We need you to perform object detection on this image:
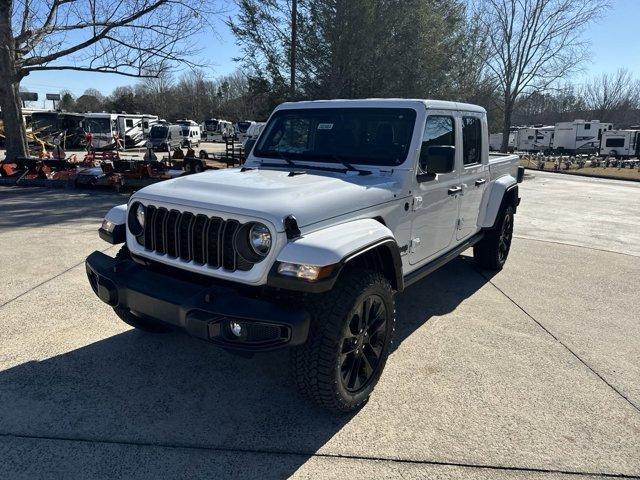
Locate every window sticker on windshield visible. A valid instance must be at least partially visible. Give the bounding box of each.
[317,123,334,130]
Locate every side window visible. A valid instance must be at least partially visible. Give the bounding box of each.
[462,116,482,165]
[418,115,455,174]
[125,119,133,128]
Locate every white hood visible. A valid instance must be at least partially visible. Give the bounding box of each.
[133,167,400,231]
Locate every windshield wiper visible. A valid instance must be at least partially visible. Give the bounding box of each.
[264,150,298,168]
[330,154,372,176]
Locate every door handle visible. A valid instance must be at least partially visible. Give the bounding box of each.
[475,178,486,186]
[448,186,462,196]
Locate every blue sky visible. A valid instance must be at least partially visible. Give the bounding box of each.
[21,0,639,109]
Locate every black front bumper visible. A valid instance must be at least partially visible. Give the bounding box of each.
[85,251,310,351]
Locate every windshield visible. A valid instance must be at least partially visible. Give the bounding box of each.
[31,113,58,132]
[254,108,416,166]
[84,117,111,134]
[205,120,218,131]
[237,121,251,133]
[150,126,168,138]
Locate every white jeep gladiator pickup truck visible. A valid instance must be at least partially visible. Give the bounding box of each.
[86,99,523,412]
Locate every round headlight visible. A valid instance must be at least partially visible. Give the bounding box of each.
[249,223,271,256]
[136,203,145,229]
[128,202,145,236]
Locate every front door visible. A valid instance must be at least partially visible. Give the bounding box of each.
[457,115,488,240]
[409,114,461,265]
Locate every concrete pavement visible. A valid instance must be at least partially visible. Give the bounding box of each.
[0,171,638,479]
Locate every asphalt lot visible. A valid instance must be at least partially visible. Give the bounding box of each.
[0,170,639,479]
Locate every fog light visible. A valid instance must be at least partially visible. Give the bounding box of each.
[229,321,244,337]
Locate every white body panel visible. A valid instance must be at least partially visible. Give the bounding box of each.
[115,99,519,287]
[276,219,394,266]
[104,204,127,225]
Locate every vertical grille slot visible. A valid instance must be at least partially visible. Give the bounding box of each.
[192,215,208,264]
[153,208,168,254]
[178,212,194,261]
[165,210,180,257]
[221,219,239,271]
[206,217,223,268]
[143,205,156,250]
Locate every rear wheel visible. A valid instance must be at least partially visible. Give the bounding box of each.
[473,205,515,271]
[193,161,204,173]
[291,269,395,413]
[112,246,172,333]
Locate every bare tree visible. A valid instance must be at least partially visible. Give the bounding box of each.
[480,0,607,151]
[582,69,640,126]
[0,0,218,160]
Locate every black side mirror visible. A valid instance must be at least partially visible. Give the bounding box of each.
[418,145,455,182]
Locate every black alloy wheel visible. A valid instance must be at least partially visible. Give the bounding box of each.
[339,294,388,393]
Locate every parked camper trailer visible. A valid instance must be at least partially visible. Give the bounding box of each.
[489,128,519,152]
[599,130,640,158]
[514,125,554,152]
[552,120,612,154]
[202,118,233,142]
[82,113,158,149]
[176,119,201,148]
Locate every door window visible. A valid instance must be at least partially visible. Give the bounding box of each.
[419,115,455,173]
[462,117,482,165]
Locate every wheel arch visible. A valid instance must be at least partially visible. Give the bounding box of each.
[269,218,404,293]
[479,176,519,229]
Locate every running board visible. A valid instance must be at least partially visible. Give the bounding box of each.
[403,232,485,289]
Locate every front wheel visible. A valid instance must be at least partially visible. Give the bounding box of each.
[473,205,515,270]
[291,269,395,413]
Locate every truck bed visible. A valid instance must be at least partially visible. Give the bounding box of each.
[489,153,520,180]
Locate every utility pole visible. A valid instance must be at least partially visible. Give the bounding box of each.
[290,0,297,100]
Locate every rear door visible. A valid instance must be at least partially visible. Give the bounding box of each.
[409,113,461,265]
[457,114,488,240]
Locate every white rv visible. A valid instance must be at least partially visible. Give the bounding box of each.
[552,120,612,154]
[202,118,234,142]
[599,130,640,158]
[82,112,158,149]
[514,125,554,152]
[176,119,201,148]
[489,128,519,152]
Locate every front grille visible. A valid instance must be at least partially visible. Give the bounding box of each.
[137,206,254,272]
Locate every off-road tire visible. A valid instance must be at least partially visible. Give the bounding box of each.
[193,161,204,173]
[290,269,395,413]
[112,245,172,333]
[473,205,515,271]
